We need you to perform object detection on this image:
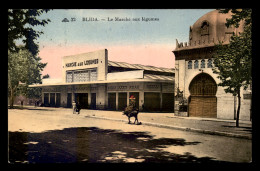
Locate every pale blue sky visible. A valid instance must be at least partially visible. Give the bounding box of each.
[27,9,215,78]
[35,9,214,48]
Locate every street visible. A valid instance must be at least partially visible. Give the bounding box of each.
[8,107,252,163]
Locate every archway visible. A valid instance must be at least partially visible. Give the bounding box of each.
[188,73,217,118]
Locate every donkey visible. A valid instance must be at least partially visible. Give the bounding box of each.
[122,108,141,125]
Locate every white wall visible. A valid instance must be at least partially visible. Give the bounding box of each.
[42,78,62,84]
[62,49,108,82]
[175,60,186,96]
[176,58,251,121]
[97,84,107,109]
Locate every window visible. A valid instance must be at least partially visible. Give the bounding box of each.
[188,61,192,69]
[201,21,209,35]
[201,59,205,68]
[207,59,213,68]
[90,69,97,81]
[81,70,90,81]
[73,71,80,82]
[66,68,97,83]
[194,60,199,69]
[74,70,89,82]
[66,72,73,83]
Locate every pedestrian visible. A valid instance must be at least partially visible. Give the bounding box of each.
[72,101,76,114]
[76,102,81,114]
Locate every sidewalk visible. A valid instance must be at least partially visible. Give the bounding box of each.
[78,109,252,140]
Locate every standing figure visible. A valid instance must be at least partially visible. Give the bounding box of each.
[76,102,81,114]
[72,101,76,114]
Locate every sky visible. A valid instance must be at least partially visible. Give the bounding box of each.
[31,9,214,78]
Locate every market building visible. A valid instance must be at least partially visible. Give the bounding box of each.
[173,10,251,120]
[29,49,175,112]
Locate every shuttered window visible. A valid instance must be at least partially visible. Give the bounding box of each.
[66,68,97,83]
[66,72,73,83]
[90,69,97,81]
[74,70,89,82]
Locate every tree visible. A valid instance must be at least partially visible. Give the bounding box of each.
[8,9,51,108]
[213,9,252,127]
[8,9,51,56]
[8,48,46,108]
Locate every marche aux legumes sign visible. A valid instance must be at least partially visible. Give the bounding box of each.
[65,59,99,68]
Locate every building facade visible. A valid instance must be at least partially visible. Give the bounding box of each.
[30,49,175,112]
[173,10,251,120]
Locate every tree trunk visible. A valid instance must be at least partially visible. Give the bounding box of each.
[9,88,14,109]
[236,89,241,127]
[9,86,16,109]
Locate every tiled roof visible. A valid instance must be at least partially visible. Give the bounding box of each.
[108,60,174,73]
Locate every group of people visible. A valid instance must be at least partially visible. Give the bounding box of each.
[72,101,81,114]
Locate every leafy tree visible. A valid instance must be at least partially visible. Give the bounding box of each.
[8,9,51,108]
[213,9,252,127]
[8,9,51,56]
[8,48,46,108]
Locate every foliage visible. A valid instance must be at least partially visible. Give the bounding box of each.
[42,74,50,79]
[219,9,252,28]
[213,9,252,126]
[213,34,252,95]
[8,48,47,107]
[175,86,183,99]
[8,9,51,56]
[8,49,30,95]
[8,9,51,107]
[213,9,252,94]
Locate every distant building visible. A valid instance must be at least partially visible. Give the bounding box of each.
[30,49,175,112]
[173,10,251,120]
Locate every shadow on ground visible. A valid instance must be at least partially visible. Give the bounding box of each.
[9,127,231,163]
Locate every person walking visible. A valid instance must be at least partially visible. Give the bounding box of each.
[76,102,81,114]
[72,101,76,114]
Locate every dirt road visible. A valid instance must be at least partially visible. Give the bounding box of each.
[8,107,252,163]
